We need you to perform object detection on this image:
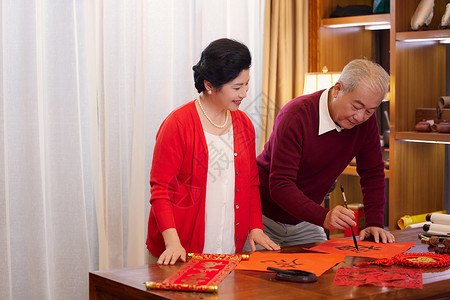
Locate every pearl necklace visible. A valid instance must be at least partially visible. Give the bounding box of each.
[197,97,229,128]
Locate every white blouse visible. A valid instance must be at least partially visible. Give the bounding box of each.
[202,127,236,254]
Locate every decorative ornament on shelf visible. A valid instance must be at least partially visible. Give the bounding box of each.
[411,0,435,31]
[440,0,450,29]
[411,0,450,30]
[415,119,433,132]
[432,120,450,133]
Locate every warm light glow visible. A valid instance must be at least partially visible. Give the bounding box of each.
[400,139,450,145]
[327,21,389,28]
[364,24,391,30]
[303,72,341,95]
[402,38,444,43]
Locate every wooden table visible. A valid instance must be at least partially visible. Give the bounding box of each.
[89,228,450,299]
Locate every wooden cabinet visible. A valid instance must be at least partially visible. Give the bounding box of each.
[310,0,449,231]
[390,0,448,230]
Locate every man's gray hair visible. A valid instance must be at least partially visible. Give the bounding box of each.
[338,59,390,98]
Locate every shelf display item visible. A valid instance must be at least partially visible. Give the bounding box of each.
[432,120,450,133]
[330,5,373,17]
[439,96,450,108]
[415,120,433,132]
[440,0,450,29]
[411,0,435,30]
[373,0,390,14]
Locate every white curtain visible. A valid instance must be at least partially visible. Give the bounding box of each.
[0,0,265,299]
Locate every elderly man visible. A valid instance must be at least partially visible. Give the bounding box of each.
[255,59,394,248]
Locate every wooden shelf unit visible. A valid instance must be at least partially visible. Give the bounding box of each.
[321,13,390,27]
[395,131,450,143]
[390,0,447,230]
[396,30,450,41]
[310,0,448,230]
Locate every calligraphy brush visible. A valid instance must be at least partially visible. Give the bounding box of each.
[340,184,359,252]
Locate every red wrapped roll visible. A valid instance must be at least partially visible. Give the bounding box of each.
[145,253,247,293]
[145,281,218,293]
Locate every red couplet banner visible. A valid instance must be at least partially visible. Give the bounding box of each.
[309,238,416,259]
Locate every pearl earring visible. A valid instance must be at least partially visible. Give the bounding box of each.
[208,90,212,95]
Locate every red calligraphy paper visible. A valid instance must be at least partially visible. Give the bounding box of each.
[163,254,241,286]
[235,252,345,276]
[146,254,244,293]
[309,238,415,259]
[333,267,423,289]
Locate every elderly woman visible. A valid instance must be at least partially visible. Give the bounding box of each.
[146,38,279,265]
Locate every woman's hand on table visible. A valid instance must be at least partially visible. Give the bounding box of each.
[359,226,395,243]
[248,228,281,251]
[158,228,187,265]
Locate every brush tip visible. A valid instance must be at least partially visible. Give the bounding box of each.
[340,184,344,192]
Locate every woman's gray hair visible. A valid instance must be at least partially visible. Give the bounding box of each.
[338,59,390,98]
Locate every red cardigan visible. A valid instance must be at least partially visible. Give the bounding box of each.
[146,100,263,257]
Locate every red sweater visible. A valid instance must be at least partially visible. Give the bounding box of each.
[146,100,263,257]
[257,90,386,228]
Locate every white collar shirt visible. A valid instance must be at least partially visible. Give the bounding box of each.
[318,88,342,135]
